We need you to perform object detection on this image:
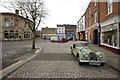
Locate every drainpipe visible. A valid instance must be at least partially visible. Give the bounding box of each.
[98,1,101,47]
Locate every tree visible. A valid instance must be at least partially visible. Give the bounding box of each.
[0,0,47,49]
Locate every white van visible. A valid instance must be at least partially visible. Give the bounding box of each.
[50,36,59,42]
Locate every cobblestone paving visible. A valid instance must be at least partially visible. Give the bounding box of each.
[7,61,118,78]
[5,41,119,79]
[32,53,77,61]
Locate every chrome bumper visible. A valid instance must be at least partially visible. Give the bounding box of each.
[79,60,107,65]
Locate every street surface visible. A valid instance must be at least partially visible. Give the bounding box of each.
[5,41,119,79]
[1,38,43,69]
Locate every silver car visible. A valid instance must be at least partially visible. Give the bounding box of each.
[71,41,107,66]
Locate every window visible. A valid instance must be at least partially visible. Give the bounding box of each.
[4,18,9,27]
[14,20,18,26]
[9,30,14,38]
[89,18,91,27]
[24,31,30,38]
[94,11,97,23]
[62,31,63,33]
[102,24,117,47]
[59,31,60,34]
[94,0,96,6]
[59,28,61,30]
[89,7,91,14]
[15,31,19,38]
[4,31,9,38]
[107,0,113,14]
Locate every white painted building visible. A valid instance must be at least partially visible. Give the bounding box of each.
[76,14,85,41]
[57,24,65,38]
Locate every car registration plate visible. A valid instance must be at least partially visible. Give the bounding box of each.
[89,62,100,65]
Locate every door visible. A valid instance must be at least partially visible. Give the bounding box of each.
[94,29,98,44]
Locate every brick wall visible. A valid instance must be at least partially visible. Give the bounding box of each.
[100,2,120,22]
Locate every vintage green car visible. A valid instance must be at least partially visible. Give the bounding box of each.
[71,41,107,66]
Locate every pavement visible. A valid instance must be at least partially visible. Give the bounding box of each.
[0,47,42,79]
[90,44,119,72]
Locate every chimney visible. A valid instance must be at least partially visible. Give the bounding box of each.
[15,9,19,15]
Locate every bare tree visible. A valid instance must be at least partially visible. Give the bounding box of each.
[0,0,48,49]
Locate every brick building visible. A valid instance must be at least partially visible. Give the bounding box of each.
[100,1,120,53]
[42,27,57,39]
[0,12,33,41]
[64,24,76,35]
[84,0,120,53]
[85,1,99,44]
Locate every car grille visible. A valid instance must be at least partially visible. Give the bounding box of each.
[89,52,97,60]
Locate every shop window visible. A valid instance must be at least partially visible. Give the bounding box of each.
[102,30,117,47]
[4,31,9,38]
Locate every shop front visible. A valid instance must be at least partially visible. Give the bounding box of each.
[101,23,119,54]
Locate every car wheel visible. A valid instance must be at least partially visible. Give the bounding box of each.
[79,61,82,66]
[100,63,105,66]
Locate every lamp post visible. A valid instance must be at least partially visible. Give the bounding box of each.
[98,1,101,47]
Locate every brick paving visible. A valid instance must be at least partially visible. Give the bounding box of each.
[5,41,119,79]
[7,61,118,78]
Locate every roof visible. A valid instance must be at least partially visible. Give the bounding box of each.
[57,24,76,27]
[0,12,33,23]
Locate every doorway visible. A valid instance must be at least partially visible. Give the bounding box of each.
[94,29,98,44]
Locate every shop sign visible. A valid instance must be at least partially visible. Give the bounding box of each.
[102,24,117,32]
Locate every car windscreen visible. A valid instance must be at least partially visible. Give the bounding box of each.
[76,43,88,46]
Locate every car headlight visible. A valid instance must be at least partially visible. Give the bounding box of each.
[98,54,103,58]
[84,53,88,58]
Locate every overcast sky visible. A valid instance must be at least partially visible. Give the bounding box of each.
[43,0,91,29]
[0,0,91,30]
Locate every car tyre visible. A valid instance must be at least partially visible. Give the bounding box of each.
[100,63,105,66]
[71,50,73,54]
[79,61,82,66]
[77,53,79,58]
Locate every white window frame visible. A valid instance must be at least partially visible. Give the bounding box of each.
[107,0,113,15]
[94,0,96,7]
[94,11,97,23]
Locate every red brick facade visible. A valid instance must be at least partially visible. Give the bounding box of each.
[100,2,120,22]
[84,1,120,54]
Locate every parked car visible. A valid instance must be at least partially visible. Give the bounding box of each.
[59,38,68,43]
[50,36,60,43]
[71,41,107,66]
